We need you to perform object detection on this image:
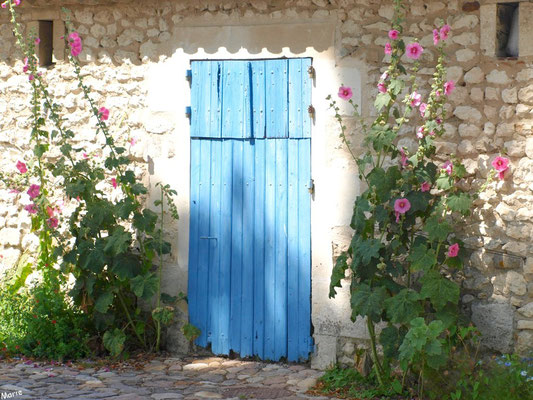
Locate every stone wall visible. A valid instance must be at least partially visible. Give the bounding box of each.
[0,0,532,368]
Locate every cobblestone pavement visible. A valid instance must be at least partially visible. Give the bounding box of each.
[0,356,336,400]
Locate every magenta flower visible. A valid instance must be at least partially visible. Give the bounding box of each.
[419,103,427,118]
[444,80,455,96]
[380,71,388,81]
[377,82,387,93]
[433,29,440,46]
[388,29,399,40]
[68,32,82,57]
[416,126,424,139]
[384,43,392,55]
[29,74,34,81]
[406,42,424,60]
[1,0,20,7]
[394,198,411,223]
[16,161,27,174]
[47,217,59,229]
[440,25,451,40]
[129,137,137,146]
[492,156,509,180]
[410,91,421,107]
[447,243,459,257]
[443,161,453,176]
[398,147,408,168]
[111,178,118,189]
[421,182,431,192]
[98,107,110,121]
[24,203,38,214]
[22,57,29,73]
[338,86,353,100]
[27,184,40,199]
[35,37,41,45]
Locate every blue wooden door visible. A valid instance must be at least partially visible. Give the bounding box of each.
[188,59,313,361]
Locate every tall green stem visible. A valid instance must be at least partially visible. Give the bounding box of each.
[155,187,164,352]
[367,318,385,386]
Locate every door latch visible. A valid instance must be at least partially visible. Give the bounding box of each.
[200,236,218,246]
[308,179,315,195]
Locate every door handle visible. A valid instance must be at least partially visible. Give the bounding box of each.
[200,236,218,246]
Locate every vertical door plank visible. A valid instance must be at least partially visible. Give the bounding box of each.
[251,61,266,138]
[240,140,255,357]
[208,139,222,349]
[196,139,212,347]
[301,58,312,139]
[265,60,288,138]
[222,61,251,138]
[188,138,201,341]
[230,140,244,352]
[298,138,312,359]
[209,62,222,138]
[287,139,300,361]
[217,138,233,355]
[274,139,288,360]
[288,59,303,139]
[264,139,276,360]
[253,139,266,359]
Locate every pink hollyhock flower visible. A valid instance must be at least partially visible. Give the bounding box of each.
[377,82,387,93]
[27,184,40,199]
[492,156,509,180]
[22,57,29,73]
[24,203,38,214]
[16,161,27,173]
[46,206,55,218]
[394,198,411,223]
[384,42,392,55]
[380,71,389,81]
[447,243,459,257]
[83,153,89,159]
[98,107,110,120]
[111,178,118,189]
[436,117,442,125]
[433,29,440,46]
[68,32,82,57]
[421,182,431,192]
[47,217,59,229]
[429,130,435,136]
[338,86,353,100]
[443,160,453,176]
[410,91,421,107]
[436,90,441,97]
[388,29,399,40]
[416,126,425,139]
[129,137,137,146]
[398,147,408,168]
[9,189,20,194]
[444,80,455,96]
[406,42,424,59]
[440,24,451,40]
[35,37,41,45]
[419,102,427,117]
[29,74,34,81]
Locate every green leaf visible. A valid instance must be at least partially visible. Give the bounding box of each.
[436,173,453,190]
[115,198,137,219]
[131,183,148,195]
[135,321,145,335]
[388,78,404,96]
[182,323,201,342]
[380,325,401,359]
[133,209,158,232]
[405,191,431,214]
[424,215,451,243]
[350,283,387,322]
[79,240,106,273]
[103,328,126,357]
[420,271,460,311]
[104,227,132,256]
[121,170,136,184]
[130,273,159,300]
[374,92,392,111]
[407,244,436,272]
[350,196,371,231]
[95,291,114,313]
[330,253,349,298]
[384,289,422,324]
[152,306,174,325]
[110,252,142,280]
[446,193,472,214]
[33,143,49,157]
[355,238,382,266]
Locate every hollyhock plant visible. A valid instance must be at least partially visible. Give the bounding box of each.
[443,160,453,176]
[406,42,423,59]
[27,184,40,199]
[389,29,399,40]
[492,156,510,180]
[421,182,431,192]
[447,243,460,257]
[384,42,392,55]
[68,32,82,57]
[24,203,38,214]
[410,91,422,107]
[419,102,427,117]
[111,178,118,188]
[440,24,451,40]
[416,126,425,139]
[394,198,411,222]
[433,29,440,46]
[378,82,387,93]
[47,217,59,229]
[444,80,455,96]
[398,147,408,168]
[338,86,353,100]
[98,107,110,120]
[16,160,27,173]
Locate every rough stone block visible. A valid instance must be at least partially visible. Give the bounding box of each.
[471,302,513,353]
[311,334,337,370]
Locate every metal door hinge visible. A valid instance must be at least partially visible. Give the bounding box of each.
[308,179,315,195]
[186,69,192,85]
[308,105,315,119]
[307,65,315,80]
